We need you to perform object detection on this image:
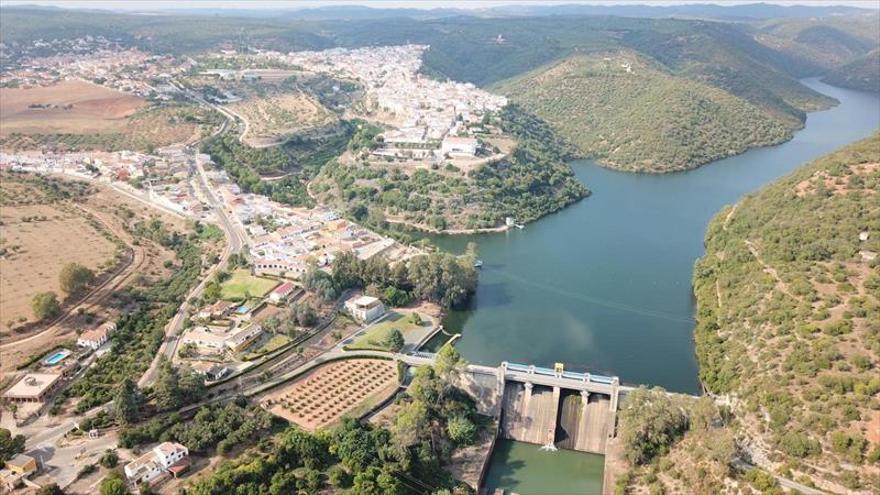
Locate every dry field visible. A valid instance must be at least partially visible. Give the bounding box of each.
[0,80,145,135]
[0,174,184,371]
[227,90,335,146]
[0,202,119,330]
[263,359,398,431]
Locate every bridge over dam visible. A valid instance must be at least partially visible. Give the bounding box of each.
[400,352,633,455]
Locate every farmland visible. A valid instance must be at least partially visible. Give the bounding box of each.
[0,80,144,135]
[262,358,399,431]
[0,175,122,334]
[0,80,218,152]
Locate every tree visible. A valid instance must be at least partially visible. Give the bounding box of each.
[0,428,26,462]
[446,415,477,445]
[154,358,182,410]
[434,343,466,382]
[31,291,61,320]
[99,476,128,495]
[36,484,66,495]
[290,303,317,327]
[99,449,119,468]
[385,328,405,351]
[59,262,95,296]
[114,379,140,425]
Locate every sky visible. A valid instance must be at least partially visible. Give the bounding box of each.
[2,0,878,11]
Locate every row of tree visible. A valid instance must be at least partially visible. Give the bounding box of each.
[318,250,478,309]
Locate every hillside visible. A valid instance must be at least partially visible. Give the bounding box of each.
[691,134,880,492]
[754,12,880,73]
[613,135,880,495]
[493,51,793,173]
[823,49,880,94]
[310,106,588,231]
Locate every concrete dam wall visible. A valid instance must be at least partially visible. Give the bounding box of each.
[501,382,611,454]
[501,382,558,445]
[554,389,611,454]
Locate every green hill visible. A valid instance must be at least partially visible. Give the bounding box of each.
[692,133,880,491]
[492,52,793,172]
[823,49,880,93]
[754,13,880,73]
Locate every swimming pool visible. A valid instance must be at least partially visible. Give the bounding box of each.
[44,350,71,366]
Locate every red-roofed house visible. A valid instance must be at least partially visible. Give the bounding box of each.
[268,282,296,304]
[77,322,116,351]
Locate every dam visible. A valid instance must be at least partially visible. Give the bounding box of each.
[400,353,626,454]
[497,363,618,454]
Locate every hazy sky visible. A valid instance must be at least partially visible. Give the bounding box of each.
[2,0,878,10]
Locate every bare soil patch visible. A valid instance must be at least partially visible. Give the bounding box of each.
[0,176,181,371]
[0,80,145,135]
[0,203,119,332]
[795,162,879,197]
[263,358,398,431]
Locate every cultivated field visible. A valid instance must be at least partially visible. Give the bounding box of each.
[263,359,398,431]
[0,80,145,135]
[226,90,335,146]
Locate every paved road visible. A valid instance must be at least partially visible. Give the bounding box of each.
[137,129,245,388]
[732,459,826,495]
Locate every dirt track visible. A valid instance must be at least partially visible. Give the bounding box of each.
[0,187,175,372]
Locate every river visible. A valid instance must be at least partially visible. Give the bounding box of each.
[431,78,879,397]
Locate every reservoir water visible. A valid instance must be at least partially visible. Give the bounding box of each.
[437,79,878,494]
[432,78,880,395]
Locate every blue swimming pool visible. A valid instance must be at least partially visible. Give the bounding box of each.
[44,350,70,365]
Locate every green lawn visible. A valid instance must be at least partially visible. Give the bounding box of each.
[346,312,430,351]
[241,333,292,360]
[220,269,279,301]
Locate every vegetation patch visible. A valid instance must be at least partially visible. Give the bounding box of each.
[219,269,279,301]
[494,51,794,173]
[692,133,880,491]
[346,312,428,351]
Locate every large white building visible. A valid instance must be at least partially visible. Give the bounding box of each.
[181,323,263,353]
[441,136,478,157]
[345,295,386,323]
[124,442,189,486]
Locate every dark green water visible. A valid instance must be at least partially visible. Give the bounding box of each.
[484,439,605,495]
[433,79,879,394]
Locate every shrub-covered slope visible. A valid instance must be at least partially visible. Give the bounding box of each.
[693,133,880,492]
[493,52,793,173]
[823,49,880,94]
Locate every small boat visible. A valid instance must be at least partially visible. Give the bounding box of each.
[473,259,484,268]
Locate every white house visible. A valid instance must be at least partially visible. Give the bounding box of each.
[77,322,116,351]
[441,136,478,157]
[181,323,263,353]
[124,442,189,485]
[345,295,386,323]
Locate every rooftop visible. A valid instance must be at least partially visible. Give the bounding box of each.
[2,373,61,399]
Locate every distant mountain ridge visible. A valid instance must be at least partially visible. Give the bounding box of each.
[3,3,874,21]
